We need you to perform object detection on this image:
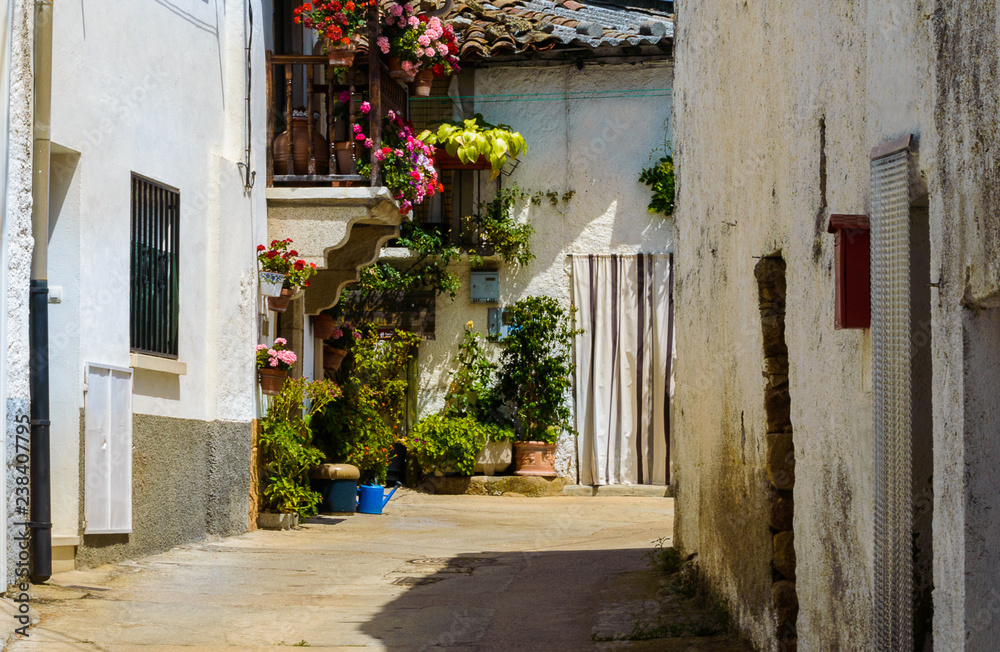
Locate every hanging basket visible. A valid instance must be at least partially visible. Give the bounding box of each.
[326,34,360,67]
[323,345,349,372]
[258,368,288,396]
[268,287,295,313]
[411,70,434,97]
[259,271,286,298]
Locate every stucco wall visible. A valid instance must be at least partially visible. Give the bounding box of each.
[75,414,251,569]
[413,60,673,480]
[672,0,938,648]
[45,0,268,554]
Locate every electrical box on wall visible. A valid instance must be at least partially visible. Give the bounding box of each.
[470,270,500,304]
[487,308,512,341]
[827,214,871,329]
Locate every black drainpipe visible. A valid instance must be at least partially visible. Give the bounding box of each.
[29,0,53,583]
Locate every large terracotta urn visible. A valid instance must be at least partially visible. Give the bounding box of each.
[513,441,557,477]
[273,113,330,176]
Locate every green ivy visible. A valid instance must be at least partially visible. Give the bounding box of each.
[639,154,675,216]
[496,296,582,444]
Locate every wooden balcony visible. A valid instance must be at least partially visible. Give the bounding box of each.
[266,14,408,188]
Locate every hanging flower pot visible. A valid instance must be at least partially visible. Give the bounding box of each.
[387,56,415,82]
[258,368,288,396]
[323,345,348,372]
[259,271,286,297]
[411,69,434,97]
[325,34,360,67]
[268,287,295,313]
[335,141,356,175]
[313,314,337,340]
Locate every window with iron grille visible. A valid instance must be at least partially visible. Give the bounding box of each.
[130,174,180,358]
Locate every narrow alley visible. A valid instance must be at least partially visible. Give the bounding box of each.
[5,493,745,651]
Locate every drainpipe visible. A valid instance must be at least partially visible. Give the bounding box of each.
[29,0,52,583]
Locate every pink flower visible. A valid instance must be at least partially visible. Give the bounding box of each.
[256,344,266,351]
[417,34,431,46]
[400,60,414,73]
[364,138,373,148]
[373,149,386,161]
[356,133,365,141]
[275,338,287,345]
[353,332,362,339]
[437,44,449,56]
[389,4,403,16]
[353,123,363,134]
[269,359,279,368]
[268,349,277,357]
[377,36,390,53]
[360,101,371,114]
[332,328,344,340]
[339,91,350,103]
[408,15,419,27]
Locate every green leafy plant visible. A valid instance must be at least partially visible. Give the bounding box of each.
[444,323,498,420]
[258,378,342,517]
[406,414,510,476]
[466,186,535,267]
[420,114,526,178]
[314,329,420,483]
[639,153,675,216]
[496,296,582,444]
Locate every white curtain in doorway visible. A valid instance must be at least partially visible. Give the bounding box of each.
[572,254,672,485]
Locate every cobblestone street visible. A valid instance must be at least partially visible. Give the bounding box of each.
[4,492,747,651]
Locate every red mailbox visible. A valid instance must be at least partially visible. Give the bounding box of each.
[827,214,870,329]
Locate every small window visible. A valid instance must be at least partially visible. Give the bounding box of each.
[130,174,179,357]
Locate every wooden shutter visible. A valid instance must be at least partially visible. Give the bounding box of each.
[84,363,133,534]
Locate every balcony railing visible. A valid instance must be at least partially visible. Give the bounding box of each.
[266,12,408,188]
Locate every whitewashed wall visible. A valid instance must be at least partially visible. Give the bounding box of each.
[414,61,673,479]
[46,0,268,542]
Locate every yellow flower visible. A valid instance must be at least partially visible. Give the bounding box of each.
[466,320,474,329]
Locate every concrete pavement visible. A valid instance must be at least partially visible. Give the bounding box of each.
[3,491,744,651]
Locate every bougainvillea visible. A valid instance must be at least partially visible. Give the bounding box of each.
[293,0,375,46]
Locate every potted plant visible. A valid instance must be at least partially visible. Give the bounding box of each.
[323,323,361,372]
[496,296,582,477]
[419,115,526,179]
[294,0,375,67]
[257,338,297,396]
[258,378,342,528]
[357,110,441,214]
[257,239,318,313]
[379,2,422,81]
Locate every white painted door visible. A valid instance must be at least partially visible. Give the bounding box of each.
[84,364,133,534]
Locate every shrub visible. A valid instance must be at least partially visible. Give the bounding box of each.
[407,414,511,476]
[258,378,342,517]
[496,296,582,443]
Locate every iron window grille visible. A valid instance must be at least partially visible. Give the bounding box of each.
[129,174,180,358]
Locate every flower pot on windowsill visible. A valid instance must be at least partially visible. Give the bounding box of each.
[313,314,337,340]
[323,345,348,372]
[268,287,295,313]
[258,368,288,396]
[259,271,286,297]
[513,441,557,477]
[411,69,434,97]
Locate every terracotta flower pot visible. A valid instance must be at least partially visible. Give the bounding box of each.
[326,35,359,67]
[388,56,415,82]
[273,115,330,176]
[335,141,356,175]
[323,345,348,372]
[412,69,434,97]
[513,441,557,477]
[313,314,337,340]
[268,287,294,313]
[259,368,288,396]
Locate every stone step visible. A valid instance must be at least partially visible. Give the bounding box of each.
[562,484,674,497]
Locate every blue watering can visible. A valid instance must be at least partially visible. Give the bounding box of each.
[357,482,401,515]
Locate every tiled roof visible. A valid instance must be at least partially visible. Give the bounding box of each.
[442,0,673,60]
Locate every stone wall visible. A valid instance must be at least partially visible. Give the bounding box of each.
[76,414,251,569]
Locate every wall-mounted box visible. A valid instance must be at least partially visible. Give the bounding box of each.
[470,270,500,304]
[827,214,870,329]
